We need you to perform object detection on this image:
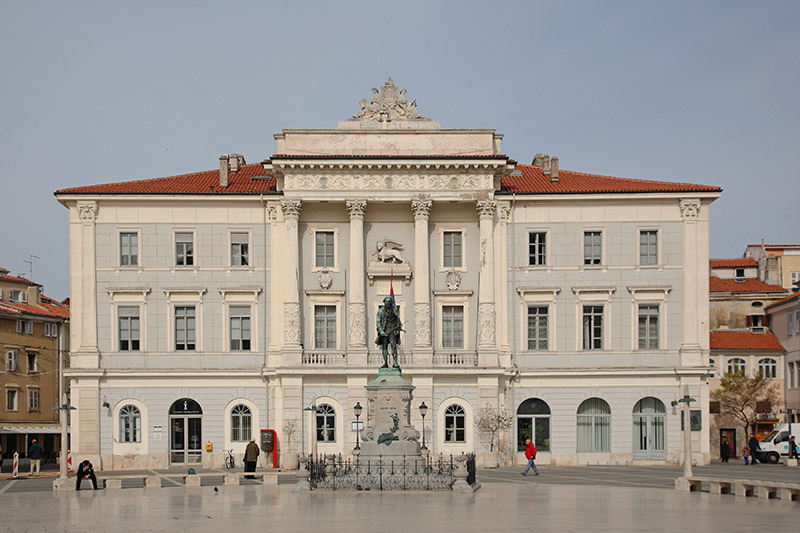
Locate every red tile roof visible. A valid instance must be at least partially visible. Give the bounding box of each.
[56,163,276,195]
[502,164,721,195]
[709,277,787,294]
[710,330,785,351]
[765,291,800,310]
[0,299,70,319]
[709,258,758,268]
[0,269,40,286]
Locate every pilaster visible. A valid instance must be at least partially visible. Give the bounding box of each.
[72,202,100,368]
[281,200,302,348]
[679,199,703,366]
[346,200,367,349]
[476,200,497,356]
[412,199,433,350]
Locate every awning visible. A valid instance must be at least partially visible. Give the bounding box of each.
[0,425,67,434]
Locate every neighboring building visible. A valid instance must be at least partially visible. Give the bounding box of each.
[709,258,788,331]
[766,291,800,424]
[55,79,721,470]
[0,268,70,462]
[744,243,800,290]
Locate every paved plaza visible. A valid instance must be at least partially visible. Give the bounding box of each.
[0,464,797,531]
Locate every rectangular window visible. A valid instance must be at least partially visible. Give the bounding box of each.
[791,271,800,289]
[583,231,602,265]
[230,232,249,267]
[443,231,463,268]
[790,362,797,389]
[174,306,196,351]
[230,306,252,351]
[314,305,337,349]
[315,231,335,268]
[6,389,18,411]
[27,352,37,373]
[638,304,659,349]
[5,349,18,372]
[528,232,547,266]
[9,289,27,303]
[16,320,33,335]
[28,388,39,412]
[43,323,58,337]
[582,305,604,350]
[442,305,465,349]
[790,312,796,336]
[639,230,658,265]
[118,307,141,351]
[175,232,194,266]
[120,232,139,266]
[527,306,549,350]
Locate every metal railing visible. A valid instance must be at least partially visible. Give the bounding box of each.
[302,351,347,365]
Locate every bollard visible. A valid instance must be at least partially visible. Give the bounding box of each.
[67,450,73,472]
[12,452,19,478]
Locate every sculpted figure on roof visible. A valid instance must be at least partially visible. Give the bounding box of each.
[353,77,429,122]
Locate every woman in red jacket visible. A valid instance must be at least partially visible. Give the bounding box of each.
[521,438,540,476]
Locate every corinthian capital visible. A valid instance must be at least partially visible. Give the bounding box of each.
[679,199,700,220]
[411,200,432,220]
[77,202,98,222]
[346,200,367,219]
[476,200,497,219]
[280,200,302,219]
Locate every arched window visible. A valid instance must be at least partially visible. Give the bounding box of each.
[119,405,141,443]
[709,358,716,378]
[316,404,336,442]
[758,358,777,379]
[230,404,252,442]
[632,398,666,460]
[516,398,551,452]
[444,404,466,443]
[727,357,747,375]
[577,398,611,452]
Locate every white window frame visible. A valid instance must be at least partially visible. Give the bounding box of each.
[117,306,141,352]
[637,227,660,267]
[709,357,717,378]
[572,288,615,352]
[582,229,604,267]
[6,387,19,411]
[174,305,197,351]
[727,357,747,375]
[27,386,40,412]
[230,404,253,443]
[43,323,58,338]
[577,398,611,453]
[757,358,778,379]
[517,287,560,352]
[108,289,150,353]
[229,306,252,351]
[9,289,28,303]
[434,292,471,351]
[173,229,196,268]
[437,398,474,452]
[112,399,148,455]
[16,319,33,335]
[224,398,259,453]
[307,293,343,351]
[627,287,671,352]
[527,230,549,267]
[444,404,467,443]
[637,304,660,350]
[26,351,37,374]
[229,229,251,268]
[5,348,18,371]
[790,311,795,336]
[439,227,467,272]
[311,227,339,272]
[164,289,205,352]
[790,271,800,288]
[118,229,141,268]
[313,304,338,350]
[788,362,796,389]
[220,288,261,354]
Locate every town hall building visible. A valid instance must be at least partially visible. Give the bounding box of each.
[56,79,721,469]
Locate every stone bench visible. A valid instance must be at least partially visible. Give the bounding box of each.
[676,477,799,503]
[674,477,732,494]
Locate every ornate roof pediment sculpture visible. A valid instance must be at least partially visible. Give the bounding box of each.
[353,77,429,122]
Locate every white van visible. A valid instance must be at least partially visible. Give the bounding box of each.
[759,423,800,463]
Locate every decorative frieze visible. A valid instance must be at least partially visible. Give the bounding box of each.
[284,302,301,345]
[77,202,98,222]
[679,199,700,220]
[478,302,496,346]
[348,302,367,347]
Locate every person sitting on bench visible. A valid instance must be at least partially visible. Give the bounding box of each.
[76,459,98,490]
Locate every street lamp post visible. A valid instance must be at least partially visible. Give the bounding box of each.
[419,402,428,452]
[353,402,363,452]
[302,404,319,458]
[673,386,696,478]
[52,393,76,481]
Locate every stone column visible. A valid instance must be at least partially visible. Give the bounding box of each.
[73,202,100,367]
[346,200,367,348]
[679,199,703,359]
[497,202,511,365]
[281,200,302,347]
[476,200,497,348]
[411,200,432,348]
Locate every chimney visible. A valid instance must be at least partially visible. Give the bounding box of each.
[229,153,245,172]
[219,154,230,188]
[550,156,559,182]
[542,155,551,177]
[532,153,543,166]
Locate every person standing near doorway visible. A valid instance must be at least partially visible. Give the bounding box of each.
[28,439,43,476]
[521,438,539,476]
[720,438,730,463]
[748,433,761,465]
[244,438,260,479]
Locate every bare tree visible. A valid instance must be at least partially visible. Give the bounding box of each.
[711,371,782,435]
[475,404,512,452]
[282,418,299,453]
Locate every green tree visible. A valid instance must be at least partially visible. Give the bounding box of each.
[710,371,781,435]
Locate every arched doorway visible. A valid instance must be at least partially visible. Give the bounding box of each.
[516,398,551,452]
[632,397,665,460]
[169,398,203,464]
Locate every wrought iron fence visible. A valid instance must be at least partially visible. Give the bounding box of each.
[306,454,469,491]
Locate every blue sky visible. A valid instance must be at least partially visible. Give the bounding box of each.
[1,0,797,299]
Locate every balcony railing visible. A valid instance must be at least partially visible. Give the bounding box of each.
[433,350,478,367]
[302,351,347,366]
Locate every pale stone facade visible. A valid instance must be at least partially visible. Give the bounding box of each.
[56,79,720,469]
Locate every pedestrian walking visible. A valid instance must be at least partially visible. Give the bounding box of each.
[720,439,730,463]
[76,459,99,490]
[28,439,43,476]
[790,436,799,460]
[748,433,761,465]
[742,445,750,465]
[244,438,260,479]
[521,438,539,476]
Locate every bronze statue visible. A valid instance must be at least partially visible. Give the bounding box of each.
[375,296,403,368]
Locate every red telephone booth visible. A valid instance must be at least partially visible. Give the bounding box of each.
[260,429,278,468]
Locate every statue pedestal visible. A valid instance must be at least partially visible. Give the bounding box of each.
[360,368,421,461]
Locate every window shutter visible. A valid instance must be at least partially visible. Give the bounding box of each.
[709,401,720,414]
[755,400,771,413]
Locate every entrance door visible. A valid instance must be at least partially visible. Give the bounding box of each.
[719,428,736,460]
[633,397,666,460]
[169,399,203,464]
